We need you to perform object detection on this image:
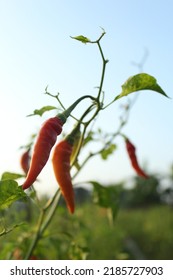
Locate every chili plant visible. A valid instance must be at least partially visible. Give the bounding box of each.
[0,30,169,260]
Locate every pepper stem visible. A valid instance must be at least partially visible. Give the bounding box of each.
[65,124,80,145]
[57,95,95,123]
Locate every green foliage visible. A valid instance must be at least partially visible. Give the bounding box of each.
[100,143,117,160]
[117,205,173,260]
[0,180,27,210]
[120,176,161,208]
[115,73,168,100]
[1,172,24,181]
[1,199,173,260]
[91,181,120,221]
[71,35,91,44]
[27,105,57,117]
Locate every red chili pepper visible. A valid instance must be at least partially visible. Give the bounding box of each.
[125,138,149,179]
[52,140,74,214]
[22,117,63,190]
[22,95,93,190]
[20,149,30,174]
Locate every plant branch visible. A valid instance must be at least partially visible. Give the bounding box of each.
[24,189,61,259]
[24,209,44,260]
[96,41,108,101]
[40,190,61,235]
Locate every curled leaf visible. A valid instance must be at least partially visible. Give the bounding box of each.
[114,73,169,101]
[71,35,91,44]
[27,106,57,117]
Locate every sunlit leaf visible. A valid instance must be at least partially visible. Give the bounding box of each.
[71,35,91,44]
[100,144,117,160]
[1,172,24,181]
[27,106,57,117]
[91,181,120,220]
[0,180,27,210]
[114,73,169,101]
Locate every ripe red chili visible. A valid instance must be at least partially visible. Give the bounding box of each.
[125,138,149,179]
[52,140,74,214]
[20,149,30,174]
[22,117,63,190]
[22,95,93,191]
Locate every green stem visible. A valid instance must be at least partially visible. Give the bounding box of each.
[96,42,108,101]
[70,104,96,167]
[91,29,106,44]
[102,99,116,110]
[72,108,100,168]
[70,34,109,166]
[40,190,61,235]
[72,152,93,180]
[70,124,88,169]
[58,95,96,123]
[72,118,127,180]
[45,90,93,123]
[45,90,66,110]
[24,209,44,260]
[24,189,61,259]
[24,30,108,260]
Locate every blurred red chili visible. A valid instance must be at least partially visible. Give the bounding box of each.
[20,149,30,174]
[125,138,149,179]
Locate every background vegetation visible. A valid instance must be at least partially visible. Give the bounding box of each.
[1,167,173,260]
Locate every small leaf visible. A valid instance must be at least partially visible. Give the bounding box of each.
[0,180,27,210]
[91,181,120,220]
[1,172,24,181]
[100,144,117,160]
[71,35,91,44]
[115,73,169,101]
[83,131,94,147]
[27,106,57,117]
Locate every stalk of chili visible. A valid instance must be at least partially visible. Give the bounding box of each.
[22,95,93,190]
[125,138,149,179]
[52,125,80,214]
[20,149,31,174]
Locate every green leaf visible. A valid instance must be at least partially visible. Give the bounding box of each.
[91,181,120,220]
[0,180,27,210]
[115,73,169,101]
[27,106,57,117]
[100,144,117,160]
[71,35,91,44]
[69,242,89,260]
[0,223,25,237]
[83,131,94,147]
[1,172,24,181]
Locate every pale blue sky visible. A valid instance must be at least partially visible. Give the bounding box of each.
[0,0,172,195]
